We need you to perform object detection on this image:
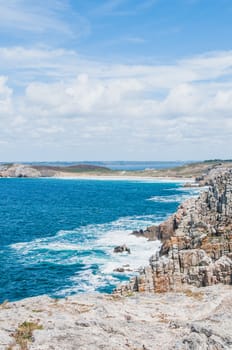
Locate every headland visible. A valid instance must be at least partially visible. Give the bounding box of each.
[1,160,232,182]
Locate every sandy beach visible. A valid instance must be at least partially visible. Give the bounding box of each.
[53,172,195,182]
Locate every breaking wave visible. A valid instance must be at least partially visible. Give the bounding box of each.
[11,215,162,296]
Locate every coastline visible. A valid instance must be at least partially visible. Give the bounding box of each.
[1,174,199,303]
[52,173,195,182]
[116,167,232,295]
[0,167,231,349]
[1,160,232,182]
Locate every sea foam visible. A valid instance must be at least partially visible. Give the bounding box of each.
[11,214,162,295]
[4,178,202,300]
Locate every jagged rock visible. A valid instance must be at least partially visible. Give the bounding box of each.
[113,245,131,254]
[116,168,232,295]
[113,266,132,273]
[114,267,126,272]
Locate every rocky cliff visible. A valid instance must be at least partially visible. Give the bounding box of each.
[0,163,111,178]
[116,168,232,294]
[1,168,232,350]
[0,164,42,178]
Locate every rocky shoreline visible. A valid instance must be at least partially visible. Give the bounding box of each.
[115,168,232,294]
[1,167,232,350]
[1,161,232,180]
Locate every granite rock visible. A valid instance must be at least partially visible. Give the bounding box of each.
[0,164,41,178]
[0,285,231,350]
[117,168,232,295]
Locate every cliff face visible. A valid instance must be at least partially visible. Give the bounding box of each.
[0,164,42,178]
[116,169,232,294]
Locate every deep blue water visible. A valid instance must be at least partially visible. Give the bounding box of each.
[0,178,200,302]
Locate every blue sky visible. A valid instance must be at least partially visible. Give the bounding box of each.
[2,0,232,61]
[0,0,232,160]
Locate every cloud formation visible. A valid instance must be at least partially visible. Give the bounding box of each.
[0,46,232,160]
[0,0,90,40]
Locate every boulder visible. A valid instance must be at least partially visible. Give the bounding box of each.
[113,245,131,254]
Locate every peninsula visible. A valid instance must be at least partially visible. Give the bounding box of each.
[1,160,232,181]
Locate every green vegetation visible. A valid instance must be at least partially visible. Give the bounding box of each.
[32,309,44,313]
[10,321,43,350]
[34,163,112,174]
[183,289,204,300]
[2,160,232,179]
[203,159,232,163]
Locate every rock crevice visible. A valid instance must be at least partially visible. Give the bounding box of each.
[116,169,232,294]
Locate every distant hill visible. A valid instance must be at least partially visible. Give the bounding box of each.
[1,160,232,178]
[33,163,111,174]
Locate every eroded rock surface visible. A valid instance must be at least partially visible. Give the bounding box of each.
[1,168,232,349]
[0,164,42,178]
[119,168,232,294]
[0,285,231,350]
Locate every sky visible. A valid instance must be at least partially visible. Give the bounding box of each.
[0,0,232,161]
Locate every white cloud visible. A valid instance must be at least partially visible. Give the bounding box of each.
[1,47,232,88]
[0,0,90,38]
[1,48,232,160]
[213,90,232,112]
[0,76,13,114]
[24,73,143,116]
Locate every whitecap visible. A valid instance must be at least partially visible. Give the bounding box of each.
[146,185,205,203]
[10,213,163,293]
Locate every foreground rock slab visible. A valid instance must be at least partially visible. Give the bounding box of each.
[0,285,231,350]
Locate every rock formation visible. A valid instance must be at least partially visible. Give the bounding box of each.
[1,167,232,350]
[116,168,232,294]
[114,245,131,254]
[1,285,232,350]
[0,164,42,178]
[0,163,112,178]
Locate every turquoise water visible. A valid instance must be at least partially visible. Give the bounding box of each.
[0,178,199,302]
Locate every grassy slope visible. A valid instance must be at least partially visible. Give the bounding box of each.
[33,164,112,174]
[36,160,232,178]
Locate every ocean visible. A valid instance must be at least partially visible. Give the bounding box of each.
[0,177,200,302]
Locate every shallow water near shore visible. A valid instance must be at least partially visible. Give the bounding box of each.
[0,178,200,302]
